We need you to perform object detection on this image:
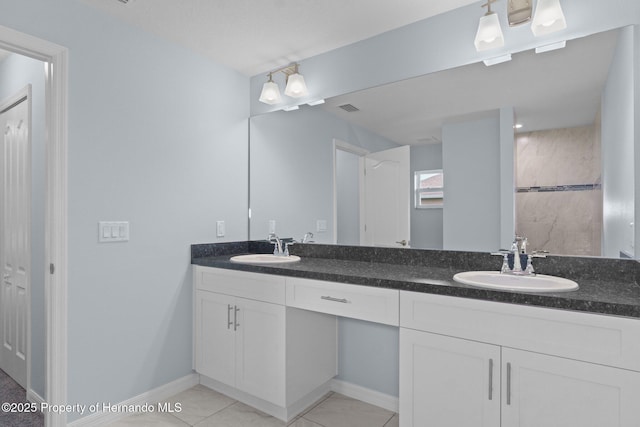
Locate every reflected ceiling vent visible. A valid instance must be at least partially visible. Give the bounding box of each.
[338,104,360,112]
[116,0,135,4]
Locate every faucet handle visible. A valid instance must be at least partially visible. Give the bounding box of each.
[491,250,511,256]
[491,251,511,273]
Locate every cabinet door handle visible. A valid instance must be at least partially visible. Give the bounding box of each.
[227,304,234,329]
[234,306,240,331]
[488,358,494,400]
[321,295,349,303]
[506,362,512,405]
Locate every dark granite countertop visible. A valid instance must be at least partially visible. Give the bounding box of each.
[191,241,640,319]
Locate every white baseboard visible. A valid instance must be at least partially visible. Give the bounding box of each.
[330,379,398,413]
[67,373,199,427]
[199,375,333,422]
[27,388,46,407]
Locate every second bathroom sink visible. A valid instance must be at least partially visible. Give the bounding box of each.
[453,271,579,293]
[230,254,301,264]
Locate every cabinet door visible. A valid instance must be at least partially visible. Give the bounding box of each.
[399,328,501,427]
[195,290,236,386]
[502,348,640,427]
[235,297,286,406]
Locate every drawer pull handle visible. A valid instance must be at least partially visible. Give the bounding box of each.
[488,358,494,400]
[321,295,349,304]
[234,306,240,331]
[227,304,234,329]
[506,362,512,405]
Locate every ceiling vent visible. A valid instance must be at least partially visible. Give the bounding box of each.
[338,104,360,113]
[116,0,135,4]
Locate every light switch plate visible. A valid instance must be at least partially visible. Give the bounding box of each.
[316,219,327,232]
[99,221,129,243]
[268,220,276,234]
[216,220,225,237]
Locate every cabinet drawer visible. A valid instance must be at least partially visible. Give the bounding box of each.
[286,278,399,325]
[194,266,285,305]
[400,291,640,371]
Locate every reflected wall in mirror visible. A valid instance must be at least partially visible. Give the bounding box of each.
[249,26,635,258]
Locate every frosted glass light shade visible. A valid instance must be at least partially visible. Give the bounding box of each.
[474,12,505,51]
[284,73,309,98]
[531,0,566,36]
[259,80,282,105]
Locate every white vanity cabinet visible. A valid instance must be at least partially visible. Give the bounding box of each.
[399,291,640,427]
[195,289,286,403]
[193,266,337,421]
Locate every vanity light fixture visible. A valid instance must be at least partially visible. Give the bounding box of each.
[258,63,309,105]
[307,99,325,106]
[474,0,505,52]
[531,0,566,36]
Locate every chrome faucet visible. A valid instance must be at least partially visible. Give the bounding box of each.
[301,232,314,243]
[492,235,544,275]
[267,233,283,256]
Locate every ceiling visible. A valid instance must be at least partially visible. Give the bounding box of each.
[322,29,619,145]
[76,0,478,76]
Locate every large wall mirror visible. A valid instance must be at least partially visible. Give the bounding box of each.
[249,26,635,258]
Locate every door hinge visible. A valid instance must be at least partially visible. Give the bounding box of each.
[50,263,55,274]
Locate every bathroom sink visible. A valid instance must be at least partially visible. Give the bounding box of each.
[452,271,578,293]
[230,254,301,264]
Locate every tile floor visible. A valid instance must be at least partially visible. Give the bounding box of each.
[106,384,399,427]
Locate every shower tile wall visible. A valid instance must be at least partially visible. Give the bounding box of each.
[516,125,602,256]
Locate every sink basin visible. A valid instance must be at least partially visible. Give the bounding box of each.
[452,271,578,293]
[230,254,301,264]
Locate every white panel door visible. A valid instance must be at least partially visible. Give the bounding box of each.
[1,95,30,389]
[235,297,285,406]
[195,290,236,387]
[363,145,410,247]
[399,328,501,427]
[502,348,640,427]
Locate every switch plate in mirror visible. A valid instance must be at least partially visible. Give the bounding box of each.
[508,0,532,27]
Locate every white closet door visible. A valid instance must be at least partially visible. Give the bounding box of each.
[1,94,30,389]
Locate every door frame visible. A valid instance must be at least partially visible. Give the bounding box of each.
[0,85,32,392]
[0,25,68,427]
[332,139,369,245]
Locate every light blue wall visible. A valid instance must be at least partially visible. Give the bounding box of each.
[602,26,635,258]
[250,107,397,243]
[336,318,399,397]
[0,53,46,399]
[410,144,443,249]
[0,0,249,421]
[443,114,502,252]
